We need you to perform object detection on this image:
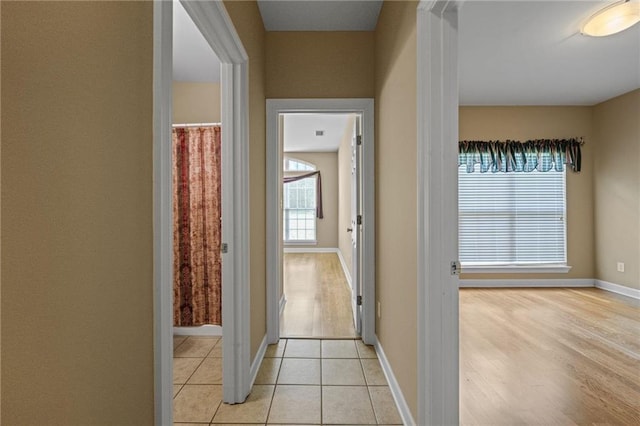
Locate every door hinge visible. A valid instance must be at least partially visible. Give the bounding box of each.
[450,260,460,276]
[357,295,363,305]
[356,135,362,145]
[357,215,362,225]
[221,243,228,254]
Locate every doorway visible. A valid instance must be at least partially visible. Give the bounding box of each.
[171,0,223,336]
[266,99,376,345]
[279,113,360,338]
[153,0,251,423]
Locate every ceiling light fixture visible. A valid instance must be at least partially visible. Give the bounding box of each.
[582,0,640,37]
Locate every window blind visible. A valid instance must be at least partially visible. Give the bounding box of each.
[458,166,567,266]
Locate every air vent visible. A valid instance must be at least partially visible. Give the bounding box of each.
[315,130,324,136]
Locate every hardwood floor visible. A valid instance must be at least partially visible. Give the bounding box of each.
[460,288,640,425]
[281,252,357,338]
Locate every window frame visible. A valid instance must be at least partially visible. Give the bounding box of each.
[284,158,315,172]
[283,157,318,244]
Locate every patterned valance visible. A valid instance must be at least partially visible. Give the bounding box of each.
[459,138,584,173]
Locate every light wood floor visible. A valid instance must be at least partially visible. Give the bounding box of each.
[281,253,357,338]
[460,288,640,425]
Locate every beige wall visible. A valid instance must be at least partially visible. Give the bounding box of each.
[459,106,596,280]
[0,0,3,415]
[173,81,221,124]
[338,117,356,277]
[374,0,419,418]
[1,2,154,424]
[224,0,267,361]
[284,152,339,249]
[266,32,375,98]
[593,89,640,289]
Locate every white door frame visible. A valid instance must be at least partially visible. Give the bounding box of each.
[265,99,376,345]
[417,1,461,425]
[153,1,251,423]
[350,116,362,334]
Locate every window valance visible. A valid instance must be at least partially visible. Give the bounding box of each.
[459,138,584,173]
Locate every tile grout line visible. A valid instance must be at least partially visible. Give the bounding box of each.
[172,383,184,400]
[208,338,225,424]
[208,397,223,424]
[176,351,207,388]
[320,340,324,426]
[208,336,222,358]
[358,343,380,425]
[264,338,286,425]
[173,335,188,352]
[180,336,217,386]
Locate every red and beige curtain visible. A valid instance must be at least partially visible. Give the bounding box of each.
[172,126,222,326]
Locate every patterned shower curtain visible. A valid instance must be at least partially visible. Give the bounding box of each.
[172,126,222,326]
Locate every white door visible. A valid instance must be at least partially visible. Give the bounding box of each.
[350,116,362,334]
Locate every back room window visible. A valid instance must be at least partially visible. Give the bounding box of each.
[458,165,567,266]
[283,158,317,242]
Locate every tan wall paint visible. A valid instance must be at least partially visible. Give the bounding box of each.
[338,117,356,276]
[374,0,418,418]
[284,152,339,249]
[0,1,3,415]
[593,89,640,289]
[224,0,267,360]
[459,106,595,281]
[173,81,221,124]
[1,2,154,424]
[266,32,375,98]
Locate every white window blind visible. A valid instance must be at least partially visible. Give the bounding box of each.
[458,166,567,266]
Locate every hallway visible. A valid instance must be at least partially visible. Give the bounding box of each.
[173,337,401,424]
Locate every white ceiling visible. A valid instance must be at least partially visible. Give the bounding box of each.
[284,114,354,152]
[257,0,383,31]
[173,0,640,104]
[459,1,640,105]
[173,0,221,82]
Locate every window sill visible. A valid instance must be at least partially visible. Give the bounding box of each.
[461,264,572,274]
[284,240,318,246]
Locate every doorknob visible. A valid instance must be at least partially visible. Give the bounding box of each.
[347,227,353,233]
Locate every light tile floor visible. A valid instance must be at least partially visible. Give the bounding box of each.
[173,336,403,425]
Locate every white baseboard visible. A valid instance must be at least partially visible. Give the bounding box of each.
[459,278,640,300]
[284,247,339,253]
[459,278,595,288]
[173,324,223,336]
[336,248,353,290]
[279,295,287,315]
[595,280,640,300]
[374,337,415,426]
[249,334,268,388]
